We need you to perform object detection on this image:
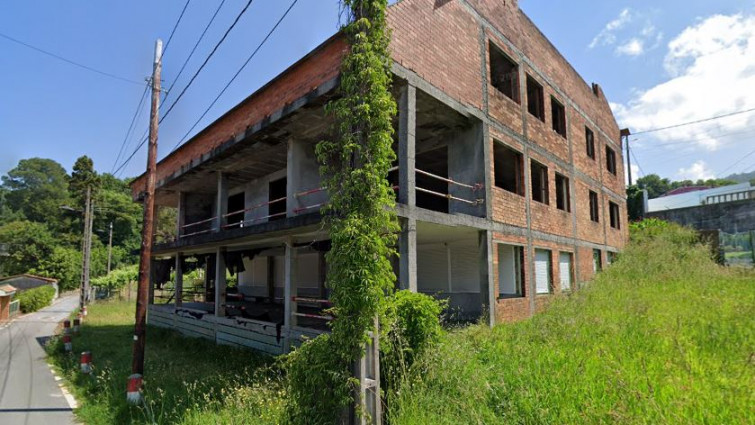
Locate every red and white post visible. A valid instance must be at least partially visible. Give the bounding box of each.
[80,351,92,374]
[127,374,143,404]
[62,335,72,353]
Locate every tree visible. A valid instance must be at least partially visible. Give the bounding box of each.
[0,220,57,276]
[1,158,70,223]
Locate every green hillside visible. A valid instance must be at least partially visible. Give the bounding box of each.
[389,221,755,424]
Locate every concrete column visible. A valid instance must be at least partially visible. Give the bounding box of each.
[287,138,325,217]
[354,319,382,425]
[175,253,183,307]
[176,191,185,237]
[148,258,155,305]
[398,84,416,207]
[214,248,226,317]
[398,217,417,292]
[283,239,298,351]
[479,230,495,327]
[214,171,228,232]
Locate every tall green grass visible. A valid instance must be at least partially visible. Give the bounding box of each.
[389,224,755,424]
[48,301,285,424]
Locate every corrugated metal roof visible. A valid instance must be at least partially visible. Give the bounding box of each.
[647,183,752,212]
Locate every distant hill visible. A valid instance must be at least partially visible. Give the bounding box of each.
[725,170,755,184]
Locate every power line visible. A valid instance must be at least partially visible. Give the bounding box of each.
[0,31,144,86]
[632,107,755,135]
[629,149,646,178]
[159,0,256,125]
[114,135,147,177]
[164,0,227,97]
[633,123,755,150]
[111,85,150,173]
[161,0,192,60]
[171,0,299,152]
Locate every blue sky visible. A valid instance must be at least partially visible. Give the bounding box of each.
[1,0,755,183]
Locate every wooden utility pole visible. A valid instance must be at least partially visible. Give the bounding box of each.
[107,222,113,274]
[131,39,162,380]
[621,128,632,186]
[80,186,92,310]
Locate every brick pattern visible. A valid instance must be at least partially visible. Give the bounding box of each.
[387,0,483,110]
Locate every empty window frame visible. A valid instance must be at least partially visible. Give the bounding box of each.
[489,42,520,103]
[585,126,595,159]
[609,201,621,229]
[606,146,617,175]
[534,249,552,294]
[593,249,602,272]
[498,244,525,298]
[494,143,524,195]
[589,190,599,222]
[526,75,545,121]
[558,252,573,291]
[555,173,571,212]
[551,96,567,138]
[531,161,549,204]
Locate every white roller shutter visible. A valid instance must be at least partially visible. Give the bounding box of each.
[417,244,448,293]
[559,252,572,291]
[534,249,551,294]
[498,245,516,296]
[450,241,480,293]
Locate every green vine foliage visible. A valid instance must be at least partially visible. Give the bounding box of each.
[284,1,398,423]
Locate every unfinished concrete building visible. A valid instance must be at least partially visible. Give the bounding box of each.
[131,0,628,354]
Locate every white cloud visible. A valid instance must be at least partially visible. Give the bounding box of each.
[590,8,632,48]
[677,160,715,180]
[626,164,640,185]
[616,38,645,56]
[614,13,755,152]
[590,8,662,57]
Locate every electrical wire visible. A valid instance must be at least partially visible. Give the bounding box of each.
[171,0,299,152]
[159,0,256,125]
[161,0,192,60]
[111,85,150,173]
[632,107,755,135]
[0,31,144,86]
[164,0,227,97]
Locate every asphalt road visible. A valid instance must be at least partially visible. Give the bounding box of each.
[0,294,78,425]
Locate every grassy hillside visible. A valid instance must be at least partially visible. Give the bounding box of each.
[389,223,755,424]
[49,222,754,424]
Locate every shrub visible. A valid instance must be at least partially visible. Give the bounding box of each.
[91,265,138,290]
[382,291,446,395]
[16,285,56,313]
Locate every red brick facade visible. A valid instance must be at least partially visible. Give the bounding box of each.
[133,0,628,324]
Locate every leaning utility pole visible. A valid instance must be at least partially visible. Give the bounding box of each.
[621,128,632,186]
[131,39,162,387]
[107,222,113,274]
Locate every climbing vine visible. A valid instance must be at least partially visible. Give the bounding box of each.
[284,0,398,423]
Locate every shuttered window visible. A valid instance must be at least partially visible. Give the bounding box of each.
[449,242,480,293]
[559,252,573,291]
[498,244,524,297]
[417,244,449,292]
[534,249,552,294]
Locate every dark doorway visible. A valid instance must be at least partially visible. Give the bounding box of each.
[226,192,245,228]
[269,178,287,221]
